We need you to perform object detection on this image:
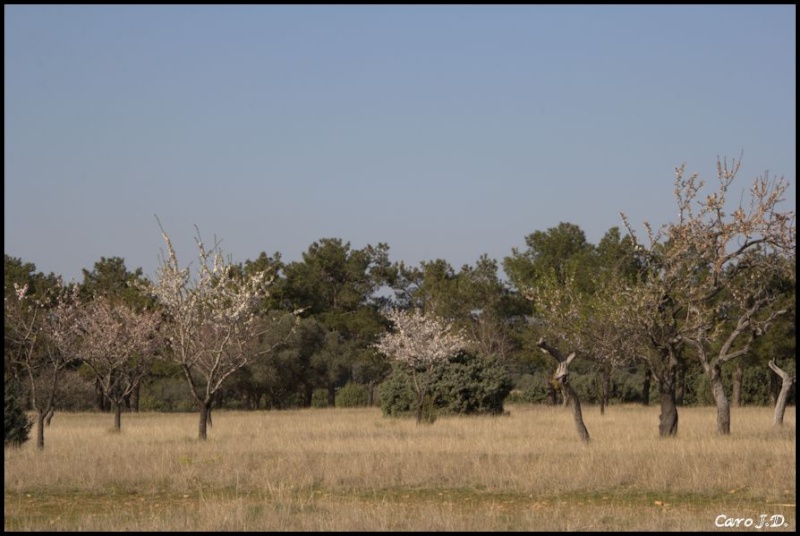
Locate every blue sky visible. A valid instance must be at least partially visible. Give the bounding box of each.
[5,5,796,283]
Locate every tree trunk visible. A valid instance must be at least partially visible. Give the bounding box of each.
[658,376,679,437]
[596,370,609,416]
[411,369,432,424]
[44,406,55,426]
[731,363,743,407]
[546,378,558,406]
[35,409,46,450]
[415,390,425,424]
[595,372,606,415]
[535,339,590,443]
[769,360,795,426]
[597,373,605,416]
[708,364,731,435]
[565,382,590,443]
[198,401,212,440]
[769,371,779,407]
[642,366,651,406]
[96,380,108,412]
[130,379,140,412]
[113,402,122,431]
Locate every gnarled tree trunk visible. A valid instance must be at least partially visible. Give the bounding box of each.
[198,401,212,440]
[707,363,731,435]
[658,377,679,437]
[768,359,795,427]
[537,338,590,443]
[769,372,779,407]
[44,406,55,427]
[546,379,558,406]
[656,347,681,437]
[560,368,590,442]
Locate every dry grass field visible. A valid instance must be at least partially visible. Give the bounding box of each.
[3,403,795,531]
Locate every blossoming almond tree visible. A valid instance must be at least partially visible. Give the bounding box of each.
[375,308,467,424]
[149,222,278,440]
[4,280,80,449]
[621,156,795,435]
[57,296,162,431]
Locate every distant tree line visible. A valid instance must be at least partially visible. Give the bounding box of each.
[4,157,795,447]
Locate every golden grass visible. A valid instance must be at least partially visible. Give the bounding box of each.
[4,404,795,531]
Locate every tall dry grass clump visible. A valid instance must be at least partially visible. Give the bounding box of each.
[4,404,795,531]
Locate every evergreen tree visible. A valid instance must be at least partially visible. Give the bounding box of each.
[4,376,33,447]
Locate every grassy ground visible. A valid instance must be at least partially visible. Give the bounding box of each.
[4,403,795,531]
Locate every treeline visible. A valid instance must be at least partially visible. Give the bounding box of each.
[5,222,794,417]
[4,158,797,446]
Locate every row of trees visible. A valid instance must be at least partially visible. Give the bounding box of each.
[5,156,796,447]
[525,158,795,438]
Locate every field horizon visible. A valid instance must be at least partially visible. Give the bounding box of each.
[4,403,795,531]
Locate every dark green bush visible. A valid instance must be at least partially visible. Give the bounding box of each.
[566,372,596,404]
[379,352,513,419]
[378,367,416,417]
[4,376,32,447]
[430,353,513,416]
[139,376,195,412]
[336,381,368,407]
[311,388,328,408]
[508,371,553,404]
[740,366,772,406]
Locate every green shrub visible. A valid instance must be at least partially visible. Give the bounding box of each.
[509,372,552,404]
[139,376,195,412]
[430,353,513,416]
[739,366,772,406]
[311,388,329,408]
[379,368,415,417]
[612,365,654,404]
[336,382,368,407]
[420,394,437,424]
[379,352,513,419]
[4,376,32,448]
[567,373,597,404]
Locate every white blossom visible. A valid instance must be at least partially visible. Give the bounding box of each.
[145,222,277,438]
[375,308,467,369]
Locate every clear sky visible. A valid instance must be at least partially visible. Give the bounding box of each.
[5,5,796,283]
